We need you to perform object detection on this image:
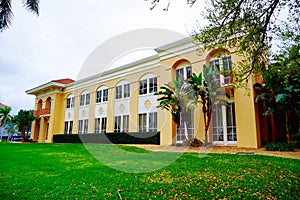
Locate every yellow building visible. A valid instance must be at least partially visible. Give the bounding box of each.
[26,37,262,148]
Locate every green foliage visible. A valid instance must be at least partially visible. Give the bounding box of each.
[264,142,296,151]
[192,0,299,84]
[1,143,300,199]
[155,79,198,141]
[254,42,300,142]
[291,134,300,142]
[53,132,160,145]
[190,138,203,147]
[189,65,228,143]
[0,106,12,127]
[12,110,35,141]
[291,134,300,148]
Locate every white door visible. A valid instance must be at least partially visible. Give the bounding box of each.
[212,103,237,145]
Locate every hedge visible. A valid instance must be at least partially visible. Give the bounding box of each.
[53,132,160,145]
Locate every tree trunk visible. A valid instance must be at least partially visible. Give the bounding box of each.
[184,120,189,142]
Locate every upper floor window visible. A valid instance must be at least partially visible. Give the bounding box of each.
[116,81,130,99]
[139,74,157,95]
[96,86,108,103]
[80,91,90,106]
[176,66,192,80]
[66,95,75,109]
[209,56,232,86]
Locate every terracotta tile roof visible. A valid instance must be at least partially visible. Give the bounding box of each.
[51,78,75,84]
[0,103,9,108]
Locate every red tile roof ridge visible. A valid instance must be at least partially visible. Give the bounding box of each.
[0,102,10,108]
[51,78,75,84]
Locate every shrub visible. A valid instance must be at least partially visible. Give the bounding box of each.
[190,138,203,147]
[53,132,160,145]
[264,142,295,151]
[290,134,300,149]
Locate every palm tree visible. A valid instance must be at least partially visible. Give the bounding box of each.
[189,65,227,144]
[0,106,12,140]
[156,79,198,142]
[0,0,40,31]
[12,110,35,141]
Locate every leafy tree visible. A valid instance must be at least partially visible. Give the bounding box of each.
[5,122,17,141]
[148,0,299,84]
[189,65,229,144]
[0,0,40,32]
[254,42,300,143]
[0,106,12,140]
[156,79,198,142]
[12,110,35,142]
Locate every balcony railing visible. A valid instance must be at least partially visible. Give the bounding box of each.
[34,108,50,117]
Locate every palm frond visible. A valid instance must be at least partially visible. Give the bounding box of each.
[23,0,39,15]
[0,0,13,31]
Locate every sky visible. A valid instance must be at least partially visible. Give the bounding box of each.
[0,0,205,115]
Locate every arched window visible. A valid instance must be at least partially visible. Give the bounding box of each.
[174,60,192,80]
[139,74,157,95]
[208,50,232,86]
[96,86,108,103]
[80,91,90,106]
[66,94,75,109]
[115,80,130,99]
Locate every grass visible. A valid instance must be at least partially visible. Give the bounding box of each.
[0,143,299,199]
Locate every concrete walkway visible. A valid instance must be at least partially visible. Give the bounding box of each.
[127,144,300,160]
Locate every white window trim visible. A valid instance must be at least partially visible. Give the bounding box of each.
[138,112,157,132]
[80,91,90,106]
[114,115,129,132]
[96,87,108,103]
[176,65,192,80]
[139,76,157,96]
[209,56,232,87]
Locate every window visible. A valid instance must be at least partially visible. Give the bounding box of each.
[64,121,73,134]
[80,92,90,106]
[66,96,75,108]
[139,79,147,95]
[114,116,121,132]
[139,112,157,132]
[123,115,129,132]
[139,113,147,132]
[149,78,157,93]
[209,56,232,85]
[176,66,192,80]
[116,85,122,99]
[116,82,130,99]
[212,102,236,143]
[78,119,88,134]
[124,84,130,98]
[139,77,157,95]
[96,88,108,103]
[114,115,129,132]
[95,117,107,133]
[149,112,157,132]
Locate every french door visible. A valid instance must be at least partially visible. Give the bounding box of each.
[212,102,237,145]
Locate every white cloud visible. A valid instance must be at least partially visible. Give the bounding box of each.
[0,0,205,115]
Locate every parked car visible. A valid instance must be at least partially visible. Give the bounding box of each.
[10,136,22,142]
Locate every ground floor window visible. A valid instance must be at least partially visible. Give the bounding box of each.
[64,121,73,134]
[139,112,157,132]
[78,119,88,134]
[94,117,107,133]
[176,111,194,142]
[212,102,236,144]
[114,115,129,132]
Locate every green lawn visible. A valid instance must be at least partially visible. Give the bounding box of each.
[0,143,299,199]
